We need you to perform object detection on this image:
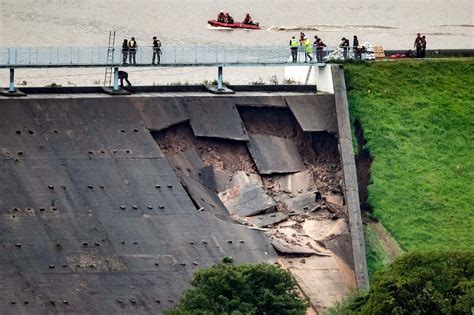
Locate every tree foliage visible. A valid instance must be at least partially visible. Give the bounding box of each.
[166,262,308,315]
[329,251,474,315]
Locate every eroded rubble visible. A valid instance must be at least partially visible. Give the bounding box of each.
[153,106,355,310]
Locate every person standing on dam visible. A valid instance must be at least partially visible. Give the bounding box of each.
[128,37,138,64]
[353,35,360,59]
[289,36,298,62]
[421,35,427,58]
[152,36,162,65]
[316,37,327,63]
[302,36,313,63]
[121,39,129,64]
[414,33,422,58]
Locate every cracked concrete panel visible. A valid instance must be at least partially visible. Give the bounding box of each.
[286,94,338,133]
[247,134,305,174]
[267,229,331,256]
[168,148,205,177]
[275,192,318,214]
[246,212,289,228]
[302,218,348,242]
[277,170,316,194]
[196,166,233,193]
[180,174,232,222]
[131,97,189,131]
[185,98,249,141]
[220,183,276,217]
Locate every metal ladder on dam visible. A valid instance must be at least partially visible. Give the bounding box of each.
[103,31,116,87]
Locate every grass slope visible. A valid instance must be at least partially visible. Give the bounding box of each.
[344,60,474,256]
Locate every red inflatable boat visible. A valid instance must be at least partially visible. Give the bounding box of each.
[208,20,260,30]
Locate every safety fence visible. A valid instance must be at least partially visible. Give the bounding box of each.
[0,45,358,67]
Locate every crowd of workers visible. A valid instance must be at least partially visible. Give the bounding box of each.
[289,32,427,63]
[289,32,370,63]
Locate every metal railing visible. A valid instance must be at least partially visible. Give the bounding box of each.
[0,45,361,67]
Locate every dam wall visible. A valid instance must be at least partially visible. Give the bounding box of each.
[0,85,368,312]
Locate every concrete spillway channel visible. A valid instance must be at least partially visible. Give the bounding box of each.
[0,75,367,313]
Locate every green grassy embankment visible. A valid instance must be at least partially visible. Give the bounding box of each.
[344,59,474,275]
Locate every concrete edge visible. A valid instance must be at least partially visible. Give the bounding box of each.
[0,89,27,97]
[4,85,317,95]
[331,64,370,290]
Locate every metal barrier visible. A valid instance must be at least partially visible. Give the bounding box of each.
[0,45,316,67]
[1,45,350,94]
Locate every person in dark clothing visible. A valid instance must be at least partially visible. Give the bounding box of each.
[340,37,349,60]
[421,35,427,58]
[414,33,422,58]
[312,35,319,61]
[289,36,298,62]
[316,37,327,63]
[225,12,234,24]
[217,10,226,23]
[243,13,255,25]
[122,39,129,64]
[299,32,305,44]
[152,36,162,65]
[353,35,360,59]
[128,37,138,64]
[118,70,131,87]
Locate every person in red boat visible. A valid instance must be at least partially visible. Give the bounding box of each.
[225,12,234,24]
[242,13,256,25]
[217,10,226,23]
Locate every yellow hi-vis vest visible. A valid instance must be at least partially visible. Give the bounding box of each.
[290,39,298,47]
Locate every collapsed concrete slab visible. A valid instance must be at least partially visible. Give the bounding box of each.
[220,183,276,217]
[246,212,289,228]
[276,192,318,214]
[286,94,338,133]
[131,97,189,131]
[196,166,233,193]
[185,98,249,141]
[268,230,331,256]
[246,134,305,174]
[277,170,316,194]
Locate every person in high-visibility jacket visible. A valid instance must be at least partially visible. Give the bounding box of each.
[303,37,313,63]
[289,36,299,63]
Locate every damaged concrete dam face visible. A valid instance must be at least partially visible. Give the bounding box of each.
[0,91,355,313]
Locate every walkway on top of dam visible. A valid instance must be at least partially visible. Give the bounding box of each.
[0,45,327,68]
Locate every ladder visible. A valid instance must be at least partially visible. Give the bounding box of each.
[103,31,116,87]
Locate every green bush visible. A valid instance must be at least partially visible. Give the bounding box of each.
[329,251,474,314]
[166,262,308,315]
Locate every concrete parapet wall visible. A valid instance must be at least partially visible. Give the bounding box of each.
[331,65,370,290]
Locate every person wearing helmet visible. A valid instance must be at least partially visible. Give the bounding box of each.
[217,10,226,23]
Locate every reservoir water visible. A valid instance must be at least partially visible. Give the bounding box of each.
[1,0,473,86]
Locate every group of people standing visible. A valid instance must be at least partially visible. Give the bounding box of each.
[121,36,162,65]
[340,36,367,60]
[414,33,427,58]
[289,32,327,63]
[289,33,366,63]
